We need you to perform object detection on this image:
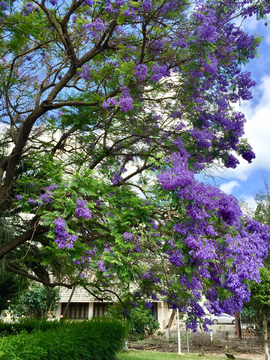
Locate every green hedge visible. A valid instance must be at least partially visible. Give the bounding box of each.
[0,318,62,336]
[0,319,126,360]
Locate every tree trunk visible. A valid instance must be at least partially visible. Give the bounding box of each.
[234,310,239,336]
[263,309,269,360]
[165,309,176,339]
[62,285,76,318]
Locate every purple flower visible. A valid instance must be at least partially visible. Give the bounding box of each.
[98,261,106,272]
[111,173,122,185]
[54,217,78,249]
[84,0,93,6]
[28,198,37,205]
[124,308,129,315]
[0,1,8,10]
[150,64,170,82]
[143,0,152,11]
[149,220,158,230]
[105,3,113,12]
[115,0,124,6]
[145,302,152,309]
[224,154,240,169]
[92,18,106,32]
[80,64,91,80]
[134,64,147,82]
[22,2,36,15]
[103,97,117,109]
[123,232,133,241]
[75,198,92,219]
[16,195,22,200]
[37,184,58,204]
[119,87,133,112]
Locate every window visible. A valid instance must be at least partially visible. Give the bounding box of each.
[93,302,111,318]
[151,303,158,320]
[61,303,89,319]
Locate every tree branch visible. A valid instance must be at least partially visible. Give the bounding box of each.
[6,264,73,289]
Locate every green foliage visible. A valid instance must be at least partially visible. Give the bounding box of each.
[0,319,126,360]
[127,307,160,339]
[11,284,60,320]
[0,273,28,314]
[248,267,270,313]
[0,318,63,336]
[241,304,257,319]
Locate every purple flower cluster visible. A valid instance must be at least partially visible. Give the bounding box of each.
[82,18,107,37]
[239,144,256,163]
[119,87,133,112]
[54,217,78,249]
[84,0,93,6]
[142,271,160,284]
[150,65,170,82]
[145,302,152,309]
[22,2,37,15]
[102,97,117,109]
[75,198,92,219]
[111,172,122,185]
[142,0,152,12]
[123,232,133,241]
[134,64,147,82]
[28,198,37,205]
[0,1,8,10]
[80,64,91,80]
[37,184,58,205]
[98,261,106,272]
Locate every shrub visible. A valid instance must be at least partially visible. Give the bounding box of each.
[0,318,126,360]
[0,318,63,336]
[11,285,60,320]
[127,307,160,339]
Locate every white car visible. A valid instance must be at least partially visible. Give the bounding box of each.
[205,313,235,325]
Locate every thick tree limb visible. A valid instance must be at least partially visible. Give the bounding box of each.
[0,216,45,260]
[6,264,73,289]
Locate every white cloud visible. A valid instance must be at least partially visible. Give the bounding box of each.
[239,195,257,217]
[242,14,259,31]
[219,181,240,194]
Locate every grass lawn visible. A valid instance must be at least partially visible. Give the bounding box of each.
[117,350,247,360]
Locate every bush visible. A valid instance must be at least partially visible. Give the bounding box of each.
[0,318,126,360]
[0,318,63,336]
[127,307,160,339]
[11,285,60,320]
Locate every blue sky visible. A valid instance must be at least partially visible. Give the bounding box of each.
[204,15,270,209]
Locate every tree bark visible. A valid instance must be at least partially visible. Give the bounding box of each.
[62,285,76,318]
[263,309,269,360]
[165,309,176,339]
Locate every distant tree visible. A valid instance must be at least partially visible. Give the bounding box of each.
[0,272,28,315]
[13,284,60,320]
[248,267,270,360]
[255,173,270,228]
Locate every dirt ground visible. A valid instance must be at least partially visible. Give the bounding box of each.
[127,331,266,359]
[232,355,264,360]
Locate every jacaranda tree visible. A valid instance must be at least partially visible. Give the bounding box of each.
[1,0,270,331]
